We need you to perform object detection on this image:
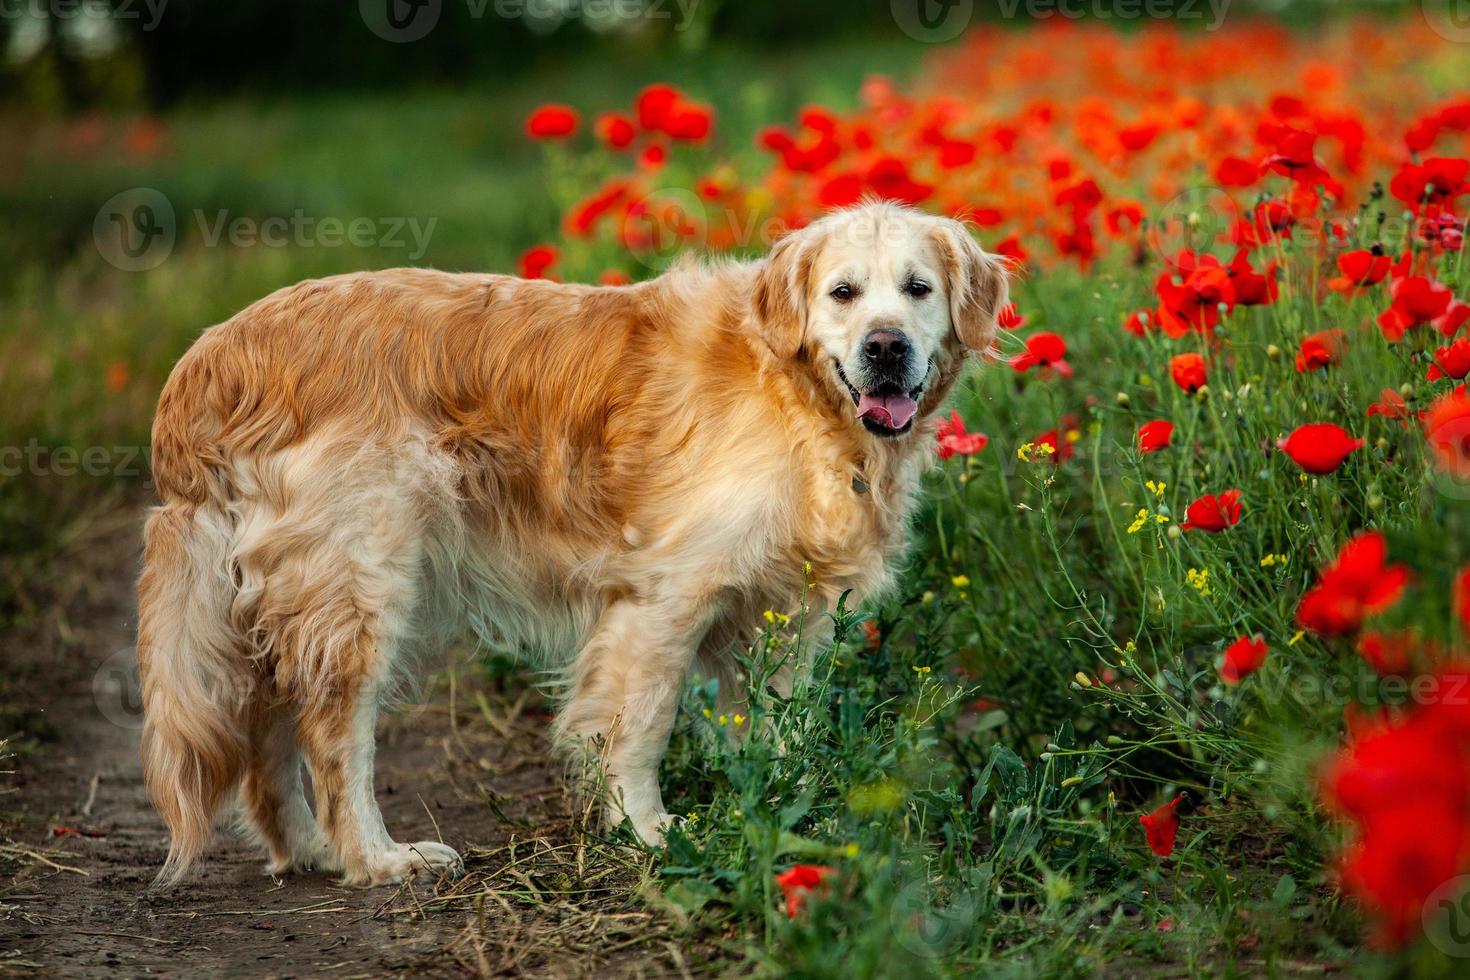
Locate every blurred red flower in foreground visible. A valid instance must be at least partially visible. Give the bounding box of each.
[935,411,988,459]
[775,864,836,918]
[1320,665,1470,947]
[1220,634,1268,684]
[1425,388,1470,479]
[518,244,559,280]
[1277,423,1364,474]
[1181,490,1243,533]
[526,104,580,140]
[1297,532,1411,635]
[1139,795,1183,857]
[1295,329,1346,373]
[1010,332,1073,377]
[1356,630,1418,677]
[1170,353,1207,393]
[1138,420,1173,454]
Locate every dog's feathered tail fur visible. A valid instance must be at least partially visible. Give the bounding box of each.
[137,501,250,887]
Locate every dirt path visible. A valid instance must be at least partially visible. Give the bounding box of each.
[0,507,685,978]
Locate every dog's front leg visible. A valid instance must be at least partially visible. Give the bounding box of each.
[557,598,706,845]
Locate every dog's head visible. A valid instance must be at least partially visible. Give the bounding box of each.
[752,202,1010,438]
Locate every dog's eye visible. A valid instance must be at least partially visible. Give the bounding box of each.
[905,280,932,298]
[830,283,855,302]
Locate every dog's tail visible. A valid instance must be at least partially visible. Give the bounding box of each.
[137,501,249,888]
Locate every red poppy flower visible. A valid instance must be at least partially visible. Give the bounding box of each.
[862,620,881,652]
[1429,337,1470,382]
[1260,126,1331,186]
[595,112,637,150]
[936,411,988,459]
[1366,388,1410,425]
[1138,420,1174,454]
[525,104,580,140]
[997,303,1026,331]
[1010,332,1073,377]
[1220,634,1268,684]
[635,83,680,131]
[775,864,836,918]
[1328,249,1393,293]
[662,99,715,143]
[1139,795,1183,857]
[1356,630,1418,678]
[1229,251,1278,306]
[1297,532,1411,635]
[1319,667,1470,946]
[1170,353,1208,393]
[1155,254,1236,337]
[1295,329,1346,373]
[1277,423,1363,474]
[1034,427,1077,465]
[1425,388,1470,480]
[866,157,933,205]
[1389,156,1470,211]
[638,144,667,172]
[1436,301,1470,339]
[1215,156,1259,187]
[599,269,631,286]
[1180,489,1243,533]
[1124,309,1152,337]
[518,244,558,280]
[1378,276,1454,341]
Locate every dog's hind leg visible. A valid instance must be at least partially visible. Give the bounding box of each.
[240,706,338,875]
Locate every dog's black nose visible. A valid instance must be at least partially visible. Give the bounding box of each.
[863,329,910,369]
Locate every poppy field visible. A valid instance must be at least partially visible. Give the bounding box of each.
[6,7,1470,977]
[513,16,1470,975]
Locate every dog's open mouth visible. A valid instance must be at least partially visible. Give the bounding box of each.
[835,360,926,437]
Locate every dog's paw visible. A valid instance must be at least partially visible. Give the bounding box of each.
[341,841,464,887]
[265,836,343,877]
[629,810,682,848]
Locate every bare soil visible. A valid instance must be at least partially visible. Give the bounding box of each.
[0,505,696,979]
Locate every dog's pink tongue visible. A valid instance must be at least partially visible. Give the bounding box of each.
[857,393,918,430]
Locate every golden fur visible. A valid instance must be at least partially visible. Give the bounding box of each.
[136,202,1010,886]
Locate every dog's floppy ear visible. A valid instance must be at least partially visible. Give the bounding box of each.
[931,223,1011,355]
[752,229,815,360]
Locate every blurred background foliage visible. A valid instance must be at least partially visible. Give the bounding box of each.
[0,0,1434,114]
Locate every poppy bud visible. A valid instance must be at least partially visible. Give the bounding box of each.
[1117,392,1131,406]
[1266,344,1282,359]
[1167,525,1183,539]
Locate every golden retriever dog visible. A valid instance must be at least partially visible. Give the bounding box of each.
[136,201,1010,886]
